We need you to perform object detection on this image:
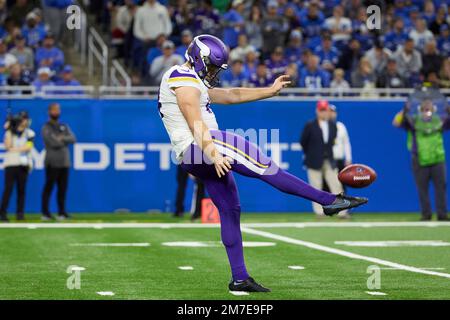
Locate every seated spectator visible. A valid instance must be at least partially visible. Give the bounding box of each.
[283,4,300,31]
[170,0,193,40]
[409,18,434,52]
[376,58,406,89]
[437,24,450,57]
[0,60,6,85]
[35,34,64,72]
[229,34,255,63]
[351,6,372,51]
[438,57,450,88]
[299,54,330,89]
[261,0,288,55]
[222,0,245,49]
[149,40,183,85]
[7,63,30,86]
[285,62,299,87]
[330,68,350,95]
[422,0,436,26]
[194,0,221,36]
[2,17,21,48]
[221,59,248,87]
[146,34,167,69]
[393,38,422,80]
[245,4,263,51]
[249,62,273,88]
[265,46,288,78]
[175,30,192,57]
[284,30,304,64]
[0,38,18,67]
[9,35,34,71]
[21,11,46,49]
[384,17,409,52]
[9,0,35,27]
[32,67,55,93]
[421,40,443,76]
[243,48,259,75]
[314,33,339,72]
[351,57,376,88]
[429,5,448,35]
[299,0,325,47]
[323,5,352,48]
[337,38,362,76]
[364,40,392,75]
[403,5,421,33]
[56,65,81,86]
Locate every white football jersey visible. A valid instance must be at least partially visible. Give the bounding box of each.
[158,64,219,161]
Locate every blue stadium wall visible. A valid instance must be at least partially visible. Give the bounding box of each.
[0,98,448,213]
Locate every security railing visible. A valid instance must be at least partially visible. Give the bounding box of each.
[88,27,109,86]
[0,87,449,99]
[110,60,132,88]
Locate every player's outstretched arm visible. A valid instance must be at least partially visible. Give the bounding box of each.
[209,75,291,105]
[174,86,231,178]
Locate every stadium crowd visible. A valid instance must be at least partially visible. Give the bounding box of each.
[103,0,450,89]
[0,0,82,92]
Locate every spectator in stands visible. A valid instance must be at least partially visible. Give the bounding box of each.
[323,5,352,48]
[429,5,448,35]
[170,0,192,40]
[149,40,183,85]
[393,38,422,83]
[222,0,245,49]
[285,62,299,87]
[364,40,392,75]
[337,38,362,76]
[330,68,350,95]
[351,57,375,89]
[55,65,81,86]
[21,11,46,49]
[35,33,64,72]
[244,4,263,51]
[42,0,73,45]
[285,30,304,64]
[0,38,18,67]
[376,58,405,90]
[421,40,443,77]
[229,34,255,63]
[32,67,54,92]
[351,6,372,51]
[439,57,450,88]
[9,35,34,71]
[146,34,166,69]
[384,17,409,52]
[265,46,288,78]
[9,0,35,26]
[249,61,273,88]
[422,0,436,26]
[314,33,339,73]
[175,30,192,57]
[0,60,6,85]
[299,54,330,89]
[0,0,6,27]
[133,0,172,70]
[299,0,324,47]
[403,5,421,32]
[437,24,450,58]
[243,47,258,75]
[113,0,137,59]
[409,18,434,52]
[221,59,248,87]
[2,17,21,48]
[7,63,30,86]
[261,0,288,55]
[194,0,221,37]
[283,4,300,31]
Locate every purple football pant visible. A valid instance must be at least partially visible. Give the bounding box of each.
[181,130,336,281]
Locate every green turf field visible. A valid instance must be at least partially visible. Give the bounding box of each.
[1,213,449,300]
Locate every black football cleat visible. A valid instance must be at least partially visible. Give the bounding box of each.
[228,277,271,293]
[322,193,368,216]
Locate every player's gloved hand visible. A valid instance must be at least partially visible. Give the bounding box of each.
[270,75,292,96]
[212,154,232,178]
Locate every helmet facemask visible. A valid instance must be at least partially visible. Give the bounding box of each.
[200,56,227,89]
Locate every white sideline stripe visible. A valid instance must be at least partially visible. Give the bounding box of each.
[366,291,387,296]
[381,267,445,271]
[97,291,115,296]
[229,291,249,296]
[70,243,150,247]
[241,227,450,280]
[1,221,450,229]
[335,240,450,247]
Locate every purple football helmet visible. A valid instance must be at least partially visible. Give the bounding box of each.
[185,34,229,88]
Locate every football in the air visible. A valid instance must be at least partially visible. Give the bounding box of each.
[338,164,377,188]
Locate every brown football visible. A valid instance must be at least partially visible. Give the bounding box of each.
[338,164,377,188]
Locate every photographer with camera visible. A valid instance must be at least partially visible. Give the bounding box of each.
[0,112,35,222]
[393,99,450,221]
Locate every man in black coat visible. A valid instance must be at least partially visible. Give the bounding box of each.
[300,100,345,216]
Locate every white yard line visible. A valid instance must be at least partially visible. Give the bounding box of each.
[70,243,150,247]
[366,291,387,296]
[241,227,450,280]
[1,221,450,229]
[97,291,115,296]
